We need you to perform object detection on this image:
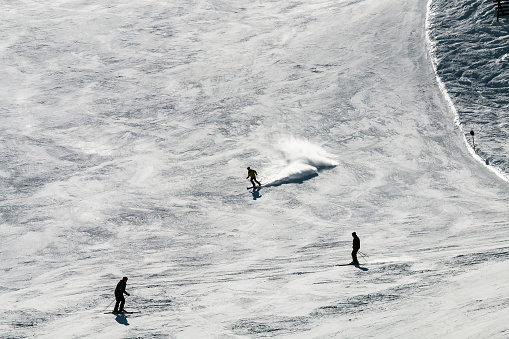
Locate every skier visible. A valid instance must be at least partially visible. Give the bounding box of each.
[246,167,261,188]
[351,232,360,265]
[113,277,130,313]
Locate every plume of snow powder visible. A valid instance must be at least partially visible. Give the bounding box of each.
[264,137,338,186]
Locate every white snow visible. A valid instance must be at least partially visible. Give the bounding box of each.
[1,0,509,338]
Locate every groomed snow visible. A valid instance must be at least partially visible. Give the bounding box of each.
[1,0,508,338]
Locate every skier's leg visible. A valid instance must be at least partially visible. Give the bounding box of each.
[119,298,125,312]
[351,249,359,264]
[113,299,120,312]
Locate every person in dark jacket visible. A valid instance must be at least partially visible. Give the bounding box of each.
[113,277,130,313]
[246,167,261,188]
[351,232,360,265]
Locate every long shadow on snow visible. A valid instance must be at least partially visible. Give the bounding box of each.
[250,171,319,199]
[263,172,319,187]
[263,163,336,188]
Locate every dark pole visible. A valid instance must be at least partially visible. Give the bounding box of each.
[497,0,500,22]
[470,130,475,152]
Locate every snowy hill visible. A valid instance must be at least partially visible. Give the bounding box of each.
[427,0,509,180]
[1,0,509,338]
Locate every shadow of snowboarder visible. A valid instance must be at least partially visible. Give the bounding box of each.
[251,187,262,200]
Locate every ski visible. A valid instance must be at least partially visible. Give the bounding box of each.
[247,185,262,190]
[335,263,363,266]
[105,311,140,314]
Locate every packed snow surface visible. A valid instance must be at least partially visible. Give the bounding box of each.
[1,0,509,338]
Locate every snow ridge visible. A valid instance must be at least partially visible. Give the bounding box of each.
[426,0,509,182]
[425,0,509,183]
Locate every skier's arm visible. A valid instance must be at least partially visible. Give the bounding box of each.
[121,283,130,296]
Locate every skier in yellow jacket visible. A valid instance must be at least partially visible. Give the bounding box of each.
[246,167,261,188]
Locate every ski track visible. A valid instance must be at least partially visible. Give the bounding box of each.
[1,0,509,338]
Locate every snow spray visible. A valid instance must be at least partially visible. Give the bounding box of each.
[264,137,338,186]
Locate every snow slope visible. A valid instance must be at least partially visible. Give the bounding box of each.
[1,0,509,338]
[427,0,509,178]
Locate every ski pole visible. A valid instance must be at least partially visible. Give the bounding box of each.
[358,252,368,263]
[102,299,115,312]
[358,251,369,257]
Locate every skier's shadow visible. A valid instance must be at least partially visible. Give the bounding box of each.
[115,314,129,326]
[355,265,368,271]
[251,187,262,200]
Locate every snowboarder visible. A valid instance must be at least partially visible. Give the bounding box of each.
[351,232,360,265]
[113,277,130,313]
[246,167,261,188]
